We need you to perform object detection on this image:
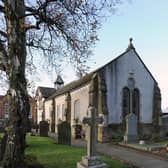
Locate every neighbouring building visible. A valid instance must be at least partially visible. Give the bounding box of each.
[35,86,56,124]
[0,94,37,130]
[36,39,162,141]
[159,108,168,138]
[29,97,37,127]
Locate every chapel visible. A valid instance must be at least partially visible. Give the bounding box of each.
[36,39,161,141]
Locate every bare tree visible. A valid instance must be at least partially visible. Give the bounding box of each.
[0,0,122,167]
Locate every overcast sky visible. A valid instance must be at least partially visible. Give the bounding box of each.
[36,0,168,109]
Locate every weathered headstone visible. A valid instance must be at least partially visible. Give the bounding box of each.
[39,121,49,137]
[74,124,82,139]
[77,106,107,168]
[58,121,71,145]
[124,113,138,143]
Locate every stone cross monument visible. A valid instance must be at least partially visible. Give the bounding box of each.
[77,106,107,168]
[83,106,103,157]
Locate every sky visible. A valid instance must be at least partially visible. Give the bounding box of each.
[37,0,168,109]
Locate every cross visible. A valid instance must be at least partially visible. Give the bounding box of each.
[83,106,103,157]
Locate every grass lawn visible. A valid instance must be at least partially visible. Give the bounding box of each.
[158,140,168,145]
[26,136,128,168]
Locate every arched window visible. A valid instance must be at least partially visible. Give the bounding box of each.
[132,88,140,120]
[74,99,80,120]
[122,87,130,119]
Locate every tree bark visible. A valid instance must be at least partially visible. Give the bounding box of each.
[2,1,30,167]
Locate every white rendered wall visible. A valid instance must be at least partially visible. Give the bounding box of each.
[54,94,66,132]
[36,97,45,124]
[36,101,42,124]
[44,100,52,123]
[105,49,155,124]
[70,84,90,126]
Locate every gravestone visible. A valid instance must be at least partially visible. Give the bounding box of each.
[124,113,138,143]
[58,121,71,145]
[74,124,82,139]
[39,121,49,137]
[77,106,107,168]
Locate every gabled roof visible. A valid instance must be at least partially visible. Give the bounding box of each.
[37,87,56,98]
[93,40,157,84]
[45,40,158,101]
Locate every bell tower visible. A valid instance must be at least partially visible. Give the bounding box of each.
[54,75,64,90]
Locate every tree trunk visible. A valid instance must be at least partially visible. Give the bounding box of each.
[2,1,30,167]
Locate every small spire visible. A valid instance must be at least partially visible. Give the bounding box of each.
[54,75,64,85]
[126,37,135,51]
[54,75,64,90]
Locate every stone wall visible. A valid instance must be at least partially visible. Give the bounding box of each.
[152,84,161,139]
[106,123,158,141]
[105,49,155,124]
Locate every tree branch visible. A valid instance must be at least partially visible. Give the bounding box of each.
[0,41,7,71]
[25,6,39,16]
[37,0,58,10]
[0,30,7,38]
[25,0,57,16]
[0,5,4,13]
[25,4,79,50]
[25,21,41,31]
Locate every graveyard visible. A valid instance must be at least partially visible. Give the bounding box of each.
[24,131,168,168]
[0,1,168,168]
[0,45,168,167]
[25,135,129,168]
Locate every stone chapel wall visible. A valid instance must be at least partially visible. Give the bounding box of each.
[54,94,66,133]
[105,49,155,124]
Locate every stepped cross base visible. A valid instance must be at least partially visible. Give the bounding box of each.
[77,156,107,168]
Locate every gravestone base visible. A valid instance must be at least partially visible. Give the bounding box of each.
[77,156,107,168]
[124,134,138,143]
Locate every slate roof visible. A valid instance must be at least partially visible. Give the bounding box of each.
[46,72,94,101]
[37,87,56,98]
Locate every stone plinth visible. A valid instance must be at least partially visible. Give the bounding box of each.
[124,134,138,143]
[77,156,107,168]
